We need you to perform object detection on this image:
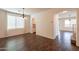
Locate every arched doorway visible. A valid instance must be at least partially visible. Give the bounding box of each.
[55,10,77,47]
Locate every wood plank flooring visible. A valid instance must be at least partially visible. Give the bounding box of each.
[0,32,79,51]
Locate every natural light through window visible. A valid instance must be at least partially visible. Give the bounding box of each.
[65,19,76,28]
[16,16,24,28]
[65,20,70,27]
[7,14,24,30]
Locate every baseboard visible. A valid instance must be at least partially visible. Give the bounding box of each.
[0,33,55,40]
[36,34,54,40]
[0,33,30,39]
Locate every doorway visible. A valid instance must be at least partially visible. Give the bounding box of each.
[32,18,36,34]
[55,10,77,46]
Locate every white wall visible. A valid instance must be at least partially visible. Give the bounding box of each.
[0,10,30,38]
[53,14,60,38]
[32,10,54,39]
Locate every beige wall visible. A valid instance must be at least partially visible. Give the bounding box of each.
[0,10,7,38]
[76,9,79,46]
[32,9,54,39]
[53,14,60,37]
[32,17,36,33]
[24,16,30,33]
[0,10,30,38]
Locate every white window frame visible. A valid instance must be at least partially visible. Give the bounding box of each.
[7,13,25,30]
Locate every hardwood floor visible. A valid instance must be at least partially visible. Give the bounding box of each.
[0,33,79,51]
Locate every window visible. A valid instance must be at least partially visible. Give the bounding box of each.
[71,19,76,28]
[7,15,16,29]
[16,17,24,28]
[7,14,24,30]
[65,20,70,27]
[64,19,76,28]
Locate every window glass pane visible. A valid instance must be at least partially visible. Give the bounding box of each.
[16,16,24,28]
[64,19,76,28]
[71,19,76,28]
[7,15,16,29]
[71,19,76,24]
[7,14,24,30]
[65,20,70,27]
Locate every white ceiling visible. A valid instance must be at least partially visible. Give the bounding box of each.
[2,8,51,15]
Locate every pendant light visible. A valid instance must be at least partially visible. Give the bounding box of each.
[23,8,24,18]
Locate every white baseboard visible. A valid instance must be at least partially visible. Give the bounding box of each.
[36,34,55,40]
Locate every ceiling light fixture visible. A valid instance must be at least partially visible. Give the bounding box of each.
[23,8,24,18]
